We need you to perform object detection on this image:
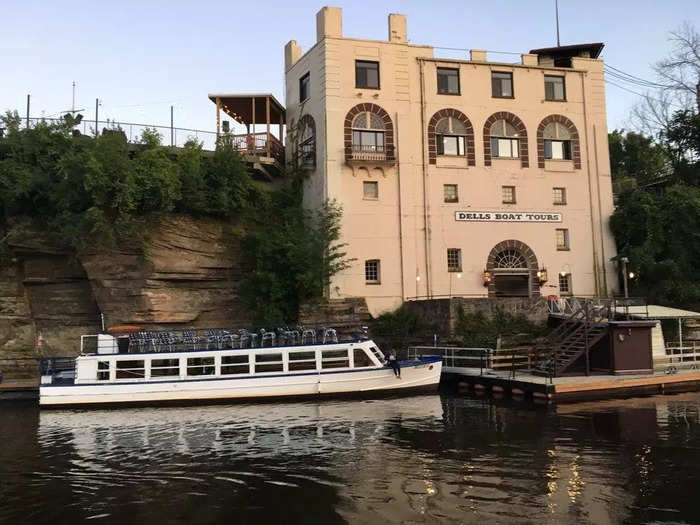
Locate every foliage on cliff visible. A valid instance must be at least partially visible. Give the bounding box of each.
[0,113,351,325]
[0,112,258,248]
[238,185,351,326]
[610,109,700,309]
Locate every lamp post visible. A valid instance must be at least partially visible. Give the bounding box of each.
[620,256,629,299]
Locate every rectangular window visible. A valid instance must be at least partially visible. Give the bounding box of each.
[115,360,145,379]
[353,348,374,368]
[221,354,249,375]
[491,137,519,158]
[363,181,379,200]
[438,135,466,156]
[491,71,513,98]
[556,228,570,250]
[559,273,572,295]
[553,187,567,205]
[369,346,384,364]
[437,67,460,94]
[545,75,566,101]
[97,361,110,381]
[255,353,283,373]
[365,259,380,284]
[288,350,317,371]
[352,130,385,151]
[447,248,462,272]
[151,358,180,377]
[545,140,572,160]
[443,184,458,203]
[502,186,516,204]
[299,72,310,102]
[355,60,380,89]
[187,357,215,376]
[321,349,350,369]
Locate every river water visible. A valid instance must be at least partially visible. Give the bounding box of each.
[1,391,699,524]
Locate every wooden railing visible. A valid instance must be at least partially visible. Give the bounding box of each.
[231,132,284,164]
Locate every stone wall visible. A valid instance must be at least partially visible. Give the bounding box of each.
[403,296,550,336]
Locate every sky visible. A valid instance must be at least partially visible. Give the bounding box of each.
[2,0,699,145]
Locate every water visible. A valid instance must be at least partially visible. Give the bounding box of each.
[1,392,700,525]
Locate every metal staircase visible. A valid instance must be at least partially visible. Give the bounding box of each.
[533,298,611,377]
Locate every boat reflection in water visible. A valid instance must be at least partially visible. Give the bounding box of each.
[38,395,445,459]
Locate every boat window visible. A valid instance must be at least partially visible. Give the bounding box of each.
[221,354,250,375]
[321,349,349,369]
[255,353,283,373]
[289,351,317,371]
[97,361,110,380]
[353,348,374,368]
[187,357,215,376]
[115,360,145,379]
[151,358,180,377]
[369,346,384,363]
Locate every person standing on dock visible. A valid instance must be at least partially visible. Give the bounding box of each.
[387,351,401,379]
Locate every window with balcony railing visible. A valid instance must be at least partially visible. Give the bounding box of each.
[351,111,386,159]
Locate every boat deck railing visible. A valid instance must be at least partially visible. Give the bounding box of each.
[81,324,370,355]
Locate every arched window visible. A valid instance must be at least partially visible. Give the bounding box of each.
[543,122,571,160]
[344,104,394,163]
[490,119,520,159]
[297,114,316,169]
[436,117,467,156]
[493,250,528,269]
[483,112,528,168]
[536,115,580,169]
[352,111,385,152]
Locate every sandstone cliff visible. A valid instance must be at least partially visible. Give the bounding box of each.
[0,216,250,377]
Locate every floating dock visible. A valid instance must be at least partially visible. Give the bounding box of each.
[445,367,700,401]
[0,380,39,400]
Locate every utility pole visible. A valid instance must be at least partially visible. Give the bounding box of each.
[95,98,100,136]
[620,257,629,299]
[555,0,561,46]
[26,94,30,129]
[170,105,174,147]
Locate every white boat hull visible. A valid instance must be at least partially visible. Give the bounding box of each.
[40,359,442,407]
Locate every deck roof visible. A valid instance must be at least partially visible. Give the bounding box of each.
[208,94,286,125]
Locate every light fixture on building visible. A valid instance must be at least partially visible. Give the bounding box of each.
[482,270,492,286]
[536,268,548,285]
[416,275,421,281]
[628,272,635,279]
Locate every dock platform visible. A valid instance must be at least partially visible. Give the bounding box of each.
[0,380,39,400]
[445,367,700,401]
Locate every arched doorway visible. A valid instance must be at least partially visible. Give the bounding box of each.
[486,240,540,297]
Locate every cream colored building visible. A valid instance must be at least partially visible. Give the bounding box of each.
[285,6,618,316]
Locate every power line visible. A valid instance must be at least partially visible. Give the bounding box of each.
[604,64,667,88]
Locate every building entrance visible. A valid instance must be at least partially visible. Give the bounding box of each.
[486,241,540,298]
[494,274,530,297]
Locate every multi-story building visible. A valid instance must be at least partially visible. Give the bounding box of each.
[284,6,618,316]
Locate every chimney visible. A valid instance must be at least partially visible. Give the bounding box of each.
[285,40,302,71]
[470,49,487,62]
[316,6,342,43]
[388,13,407,43]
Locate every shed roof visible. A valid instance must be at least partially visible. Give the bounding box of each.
[616,305,700,319]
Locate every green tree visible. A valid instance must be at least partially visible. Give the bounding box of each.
[609,129,669,189]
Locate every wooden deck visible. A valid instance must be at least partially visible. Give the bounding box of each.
[445,367,700,402]
[0,379,39,400]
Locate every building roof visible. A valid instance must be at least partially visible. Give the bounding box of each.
[529,43,605,59]
[616,305,700,319]
[208,94,286,125]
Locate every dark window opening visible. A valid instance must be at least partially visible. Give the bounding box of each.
[299,72,310,102]
[491,71,513,98]
[437,67,460,94]
[356,60,380,89]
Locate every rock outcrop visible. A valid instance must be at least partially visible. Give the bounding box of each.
[0,216,250,378]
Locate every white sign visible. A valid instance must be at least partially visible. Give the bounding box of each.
[455,211,562,223]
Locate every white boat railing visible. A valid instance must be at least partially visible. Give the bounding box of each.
[408,346,493,373]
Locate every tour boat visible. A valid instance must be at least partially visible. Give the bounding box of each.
[38,327,442,407]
